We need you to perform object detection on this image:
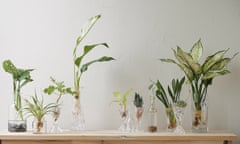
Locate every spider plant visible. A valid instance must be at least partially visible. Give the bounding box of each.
[2,60,34,120]
[24,92,57,133]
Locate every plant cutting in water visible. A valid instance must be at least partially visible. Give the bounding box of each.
[111,89,133,118]
[44,77,74,121]
[24,91,57,133]
[2,60,34,120]
[68,14,115,130]
[133,92,144,119]
[149,77,185,130]
[160,39,238,129]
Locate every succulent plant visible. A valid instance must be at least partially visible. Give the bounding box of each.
[134,92,143,108]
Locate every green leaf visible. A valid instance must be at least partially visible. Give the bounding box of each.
[2,60,18,74]
[80,56,115,73]
[177,46,201,76]
[73,15,101,56]
[190,39,203,63]
[202,70,230,80]
[74,43,109,67]
[44,86,55,95]
[202,49,229,73]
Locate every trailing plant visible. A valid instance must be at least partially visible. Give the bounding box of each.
[71,14,115,100]
[112,89,132,117]
[160,39,238,111]
[44,77,74,104]
[2,60,34,120]
[134,92,143,108]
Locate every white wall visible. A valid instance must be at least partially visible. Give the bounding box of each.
[0,0,240,143]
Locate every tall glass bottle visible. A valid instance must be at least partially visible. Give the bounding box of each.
[148,95,158,132]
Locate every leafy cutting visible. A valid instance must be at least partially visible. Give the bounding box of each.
[2,60,34,120]
[71,15,115,99]
[160,39,238,110]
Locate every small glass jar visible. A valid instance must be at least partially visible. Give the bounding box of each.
[8,103,27,132]
[147,95,158,132]
[32,118,47,134]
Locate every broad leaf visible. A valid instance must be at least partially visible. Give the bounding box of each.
[202,70,230,80]
[190,39,203,63]
[74,43,109,67]
[80,56,115,73]
[2,60,18,74]
[202,49,229,73]
[73,15,101,56]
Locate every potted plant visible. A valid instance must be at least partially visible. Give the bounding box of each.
[111,89,132,131]
[44,77,73,133]
[24,92,57,134]
[160,39,238,132]
[70,14,115,130]
[133,92,144,131]
[2,60,34,132]
[149,77,185,131]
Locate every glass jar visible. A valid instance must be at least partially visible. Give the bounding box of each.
[32,118,47,134]
[147,95,158,132]
[8,103,27,132]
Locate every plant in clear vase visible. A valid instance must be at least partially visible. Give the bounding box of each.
[160,39,238,133]
[149,77,185,132]
[2,60,34,132]
[44,77,74,133]
[147,95,158,132]
[173,100,187,135]
[133,92,144,132]
[24,91,57,134]
[111,89,132,131]
[69,14,114,130]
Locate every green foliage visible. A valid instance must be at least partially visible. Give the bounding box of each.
[134,92,143,107]
[2,60,34,120]
[24,91,57,121]
[160,39,238,110]
[44,77,74,104]
[149,77,185,108]
[112,89,133,107]
[168,77,185,103]
[72,15,115,98]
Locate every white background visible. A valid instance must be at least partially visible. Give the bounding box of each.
[0,0,240,143]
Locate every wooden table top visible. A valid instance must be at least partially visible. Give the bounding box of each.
[0,130,237,141]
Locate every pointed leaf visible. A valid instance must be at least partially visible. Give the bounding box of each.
[80,56,115,73]
[73,15,101,55]
[190,39,203,63]
[202,70,230,80]
[202,49,229,73]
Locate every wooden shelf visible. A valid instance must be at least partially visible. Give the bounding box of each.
[0,130,237,144]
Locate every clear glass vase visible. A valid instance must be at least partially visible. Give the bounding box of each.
[32,118,47,134]
[147,95,157,132]
[71,97,85,131]
[165,107,176,132]
[8,103,27,132]
[50,106,62,133]
[119,105,128,131]
[135,106,144,132]
[173,104,186,135]
[192,100,208,133]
